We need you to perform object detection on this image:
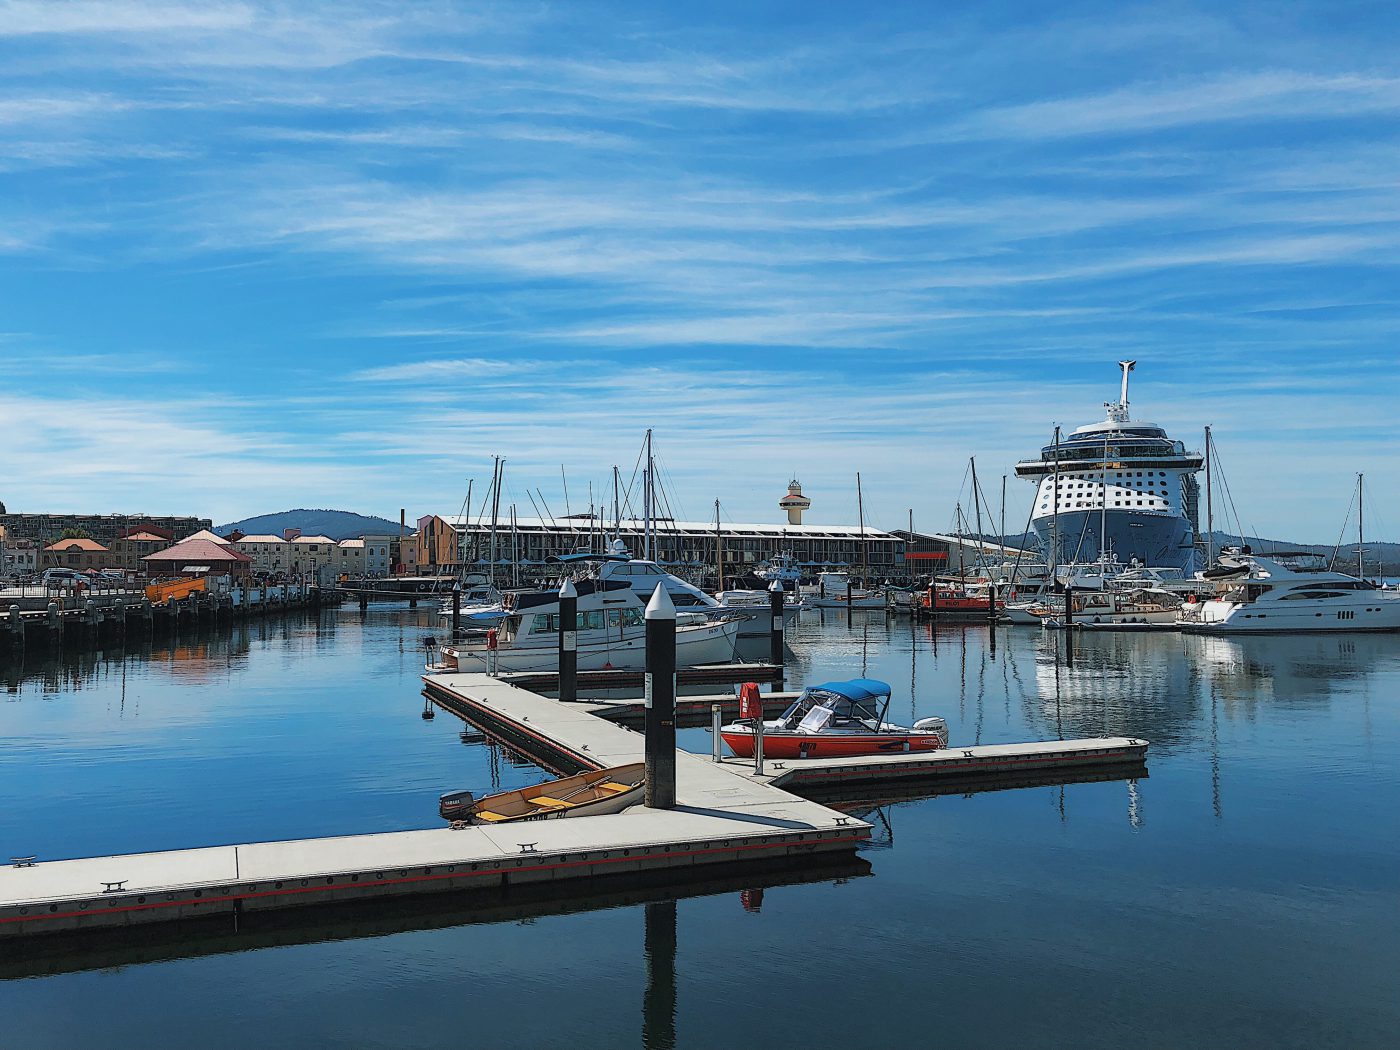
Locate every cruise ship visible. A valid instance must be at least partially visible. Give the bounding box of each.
[1014,362,1204,575]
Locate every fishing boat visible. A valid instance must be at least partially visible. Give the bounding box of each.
[921,579,1000,620]
[720,679,948,759]
[439,763,645,823]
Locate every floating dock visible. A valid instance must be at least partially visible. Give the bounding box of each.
[2,669,1149,941]
[497,663,787,690]
[0,676,868,939]
[422,674,1150,791]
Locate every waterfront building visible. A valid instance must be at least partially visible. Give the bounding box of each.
[0,527,38,579]
[143,537,251,578]
[891,530,1035,577]
[398,533,420,576]
[41,538,117,571]
[359,535,394,577]
[414,515,461,576]
[0,512,211,548]
[779,479,812,525]
[110,530,173,570]
[289,535,339,583]
[229,534,291,575]
[441,513,907,583]
[335,538,366,577]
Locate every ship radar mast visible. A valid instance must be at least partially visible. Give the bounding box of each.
[1105,359,1136,424]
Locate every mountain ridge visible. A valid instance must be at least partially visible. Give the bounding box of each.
[216,509,402,542]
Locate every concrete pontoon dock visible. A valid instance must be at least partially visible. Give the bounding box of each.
[0,674,868,939]
[495,662,787,690]
[2,668,1149,941]
[0,853,871,980]
[423,673,1151,791]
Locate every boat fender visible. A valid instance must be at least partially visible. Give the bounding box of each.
[486,628,498,650]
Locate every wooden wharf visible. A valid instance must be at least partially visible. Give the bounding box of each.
[0,581,324,655]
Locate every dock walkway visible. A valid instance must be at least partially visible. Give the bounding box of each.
[424,673,1149,793]
[1,677,865,939]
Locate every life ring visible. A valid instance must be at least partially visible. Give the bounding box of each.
[486,629,499,651]
[1187,595,1198,604]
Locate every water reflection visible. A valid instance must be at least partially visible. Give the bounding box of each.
[1185,632,1398,702]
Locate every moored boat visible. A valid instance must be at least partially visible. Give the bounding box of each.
[440,579,741,672]
[721,679,948,759]
[440,762,645,823]
[1177,551,1400,634]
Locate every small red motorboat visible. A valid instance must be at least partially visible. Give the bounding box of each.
[721,679,948,759]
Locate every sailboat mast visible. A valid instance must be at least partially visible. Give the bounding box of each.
[467,481,478,579]
[1204,425,1214,565]
[1357,473,1365,581]
[1000,475,1006,556]
[955,502,966,579]
[612,466,621,540]
[856,472,867,584]
[714,499,724,592]
[510,504,518,588]
[970,457,985,573]
[644,429,654,562]
[488,456,503,587]
[1051,425,1061,575]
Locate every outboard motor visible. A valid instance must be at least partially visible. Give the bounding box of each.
[439,789,475,822]
[912,716,949,748]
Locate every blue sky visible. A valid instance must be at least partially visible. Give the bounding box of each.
[1,1,1397,542]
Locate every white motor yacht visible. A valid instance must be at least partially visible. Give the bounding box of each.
[439,579,741,672]
[553,541,799,638]
[1178,552,1400,634]
[807,571,886,609]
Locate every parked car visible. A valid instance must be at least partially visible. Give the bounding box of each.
[41,568,88,587]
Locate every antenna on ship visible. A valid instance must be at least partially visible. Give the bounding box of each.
[1107,360,1136,423]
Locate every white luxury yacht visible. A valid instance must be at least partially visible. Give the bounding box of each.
[554,541,801,638]
[1177,551,1400,634]
[439,579,741,672]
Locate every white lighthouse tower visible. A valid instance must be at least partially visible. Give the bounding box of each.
[778,479,811,525]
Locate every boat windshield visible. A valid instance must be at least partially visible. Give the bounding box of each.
[778,683,889,731]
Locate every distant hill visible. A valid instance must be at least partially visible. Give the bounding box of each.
[216,509,402,541]
[993,530,1398,574]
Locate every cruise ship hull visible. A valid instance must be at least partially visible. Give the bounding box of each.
[1032,509,1197,575]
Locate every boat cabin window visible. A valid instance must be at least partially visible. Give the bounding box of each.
[1279,590,1349,601]
[606,608,644,628]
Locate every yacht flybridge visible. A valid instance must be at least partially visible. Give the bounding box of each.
[1178,552,1400,634]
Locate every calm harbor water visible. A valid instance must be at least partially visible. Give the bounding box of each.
[2,606,1398,1048]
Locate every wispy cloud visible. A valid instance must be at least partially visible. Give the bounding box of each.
[350,358,544,382]
[949,71,1400,140]
[1,2,1397,537]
